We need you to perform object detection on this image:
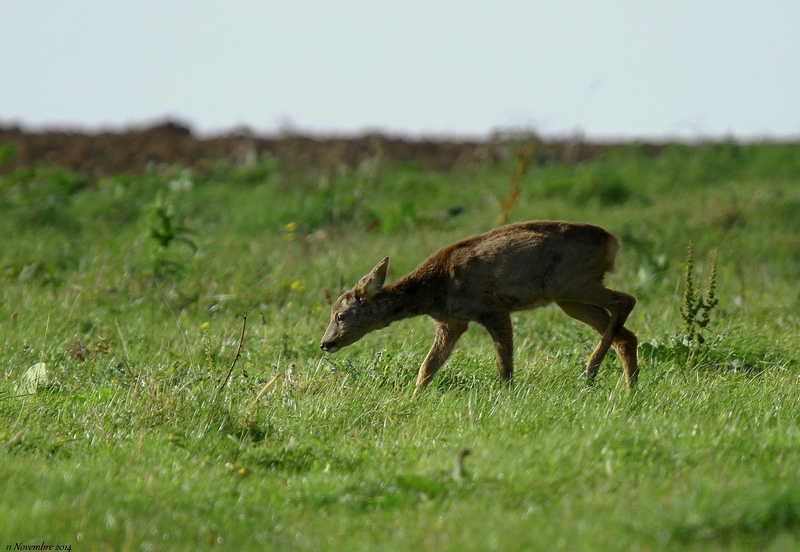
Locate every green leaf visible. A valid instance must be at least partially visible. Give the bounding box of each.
[16,362,48,395]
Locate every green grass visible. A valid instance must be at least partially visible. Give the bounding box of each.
[2,141,800,550]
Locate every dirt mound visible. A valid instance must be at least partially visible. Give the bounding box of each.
[0,120,642,175]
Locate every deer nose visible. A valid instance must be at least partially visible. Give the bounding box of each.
[320,341,339,353]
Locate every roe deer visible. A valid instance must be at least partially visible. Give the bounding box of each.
[320,221,638,396]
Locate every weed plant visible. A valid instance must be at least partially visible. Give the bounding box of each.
[680,242,719,368]
[1,142,800,550]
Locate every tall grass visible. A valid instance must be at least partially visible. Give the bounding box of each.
[2,142,800,550]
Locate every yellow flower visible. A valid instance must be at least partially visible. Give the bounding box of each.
[290,280,305,292]
[284,221,297,232]
[201,321,210,330]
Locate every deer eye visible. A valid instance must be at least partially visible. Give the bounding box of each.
[336,314,346,323]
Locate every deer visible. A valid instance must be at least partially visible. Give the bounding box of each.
[320,221,638,397]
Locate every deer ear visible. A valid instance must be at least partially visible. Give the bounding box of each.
[356,257,389,299]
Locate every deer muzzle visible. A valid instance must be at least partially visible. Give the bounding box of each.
[320,340,340,353]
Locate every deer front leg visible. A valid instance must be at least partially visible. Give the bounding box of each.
[413,321,468,398]
[479,312,514,382]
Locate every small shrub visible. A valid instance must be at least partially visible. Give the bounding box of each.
[575,166,632,206]
[147,192,197,276]
[680,242,719,366]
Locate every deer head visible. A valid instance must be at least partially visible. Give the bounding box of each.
[320,257,389,353]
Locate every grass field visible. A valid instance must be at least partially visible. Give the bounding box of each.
[2,140,800,551]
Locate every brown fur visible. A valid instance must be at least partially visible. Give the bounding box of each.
[320,221,638,396]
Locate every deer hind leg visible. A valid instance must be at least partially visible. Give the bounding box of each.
[413,321,469,398]
[557,294,638,389]
[478,312,514,383]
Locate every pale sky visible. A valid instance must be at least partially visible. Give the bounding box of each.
[2,1,799,140]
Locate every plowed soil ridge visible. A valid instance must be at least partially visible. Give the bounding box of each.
[1,120,657,175]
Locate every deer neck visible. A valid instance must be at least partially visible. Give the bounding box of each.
[375,274,441,324]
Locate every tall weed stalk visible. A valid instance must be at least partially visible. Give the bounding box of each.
[680,242,719,369]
